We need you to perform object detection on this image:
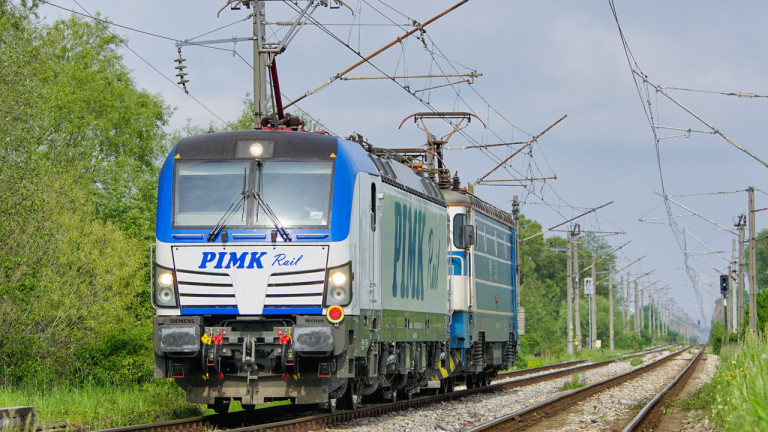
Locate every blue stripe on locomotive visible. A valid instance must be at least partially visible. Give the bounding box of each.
[155,136,378,244]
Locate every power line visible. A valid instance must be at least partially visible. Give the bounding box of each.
[608,0,712,325]
[43,1,178,41]
[660,85,768,99]
[62,0,233,127]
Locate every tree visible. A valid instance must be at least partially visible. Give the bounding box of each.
[0,5,170,386]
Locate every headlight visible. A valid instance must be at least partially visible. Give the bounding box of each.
[330,271,346,286]
[158,271,174,288]
[325,262,352,306]
[249,142,264,157]
[153,263,178,307]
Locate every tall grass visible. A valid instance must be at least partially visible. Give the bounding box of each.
[0,379,203,430]
[708,329,768,430]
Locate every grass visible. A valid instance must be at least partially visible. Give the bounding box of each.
[705,330,768,431]
[676,383,716,411]
[559,373,584,391]
[629,357,643,367]
[0,379,204,430]
[0,379,293,430]
[504,347,638,373]
[626,399,650,411]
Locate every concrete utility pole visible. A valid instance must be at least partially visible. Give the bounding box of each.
[565,232,573,356]
[748,186,758,332]
[634,281,640,335]
[591,251,597,349]
[648,294,653,335]
[624,275,629,331]
[609,272,615,350]
[731,253,738,332]
[640,288,645,331]
[737,214,746,331]
[573,230,582,351]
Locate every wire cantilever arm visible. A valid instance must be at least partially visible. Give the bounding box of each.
[635,70,768,169]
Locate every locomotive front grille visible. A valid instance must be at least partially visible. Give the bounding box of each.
[264,268,325,311]
[176,269,237,308]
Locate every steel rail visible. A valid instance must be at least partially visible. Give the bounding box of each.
[464,345,694,432]
[99,347,668,432]
[622,346,704,432]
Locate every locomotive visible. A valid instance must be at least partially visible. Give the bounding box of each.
[151,126,521,413]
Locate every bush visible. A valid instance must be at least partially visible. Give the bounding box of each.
[708,322,727,355]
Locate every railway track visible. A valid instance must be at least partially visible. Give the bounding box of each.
[99,346,671,432]
[465,345,703,432]
[622,347,704,432]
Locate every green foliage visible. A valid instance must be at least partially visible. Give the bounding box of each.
[0,9,169,387]
[677,381,716,411]
[560,373,584,391]
[707,330,768,430]
[629,357,643,367]
[755,228,768,291]
[708,321,727,355]
[517,214,644,361]
[0,380,204,429]
[708,321,738,355]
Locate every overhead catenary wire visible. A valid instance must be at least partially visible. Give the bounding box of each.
[282,0,583,226]
[51,1,619,262]
[659,85,768,99]
[608,0,739,327]
[53,0,234,128]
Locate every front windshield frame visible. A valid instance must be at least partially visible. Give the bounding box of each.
[172,160,251,229]
[172,159,335,230]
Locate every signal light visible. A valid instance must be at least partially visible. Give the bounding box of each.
[326,305,344,324]
[719,274,729,295]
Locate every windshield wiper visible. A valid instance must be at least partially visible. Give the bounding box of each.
[252,160,291,242]
[252,190,292,242]
[207,168,248,242]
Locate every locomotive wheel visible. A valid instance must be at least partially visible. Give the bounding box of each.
[465,375,475,389]
[447,377,456,393]
[439,380,447,394]
[211,397,231,415]
[342,381,361,410]
[320,397,338,413]
[389,389,398,402]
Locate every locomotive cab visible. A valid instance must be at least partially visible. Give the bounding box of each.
[151,130,379,410]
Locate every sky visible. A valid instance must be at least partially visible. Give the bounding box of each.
[36,0,768,337]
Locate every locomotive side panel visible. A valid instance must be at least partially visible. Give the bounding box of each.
[379,183,449,341]
[471,211,517,342]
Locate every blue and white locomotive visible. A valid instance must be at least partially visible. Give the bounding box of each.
[151,127,520,413]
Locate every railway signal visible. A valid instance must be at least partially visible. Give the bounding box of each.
[719,274,729,296]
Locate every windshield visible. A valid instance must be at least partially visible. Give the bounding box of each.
[173,160,333,229]
[174,160,249,228]
[258,161,333,227]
